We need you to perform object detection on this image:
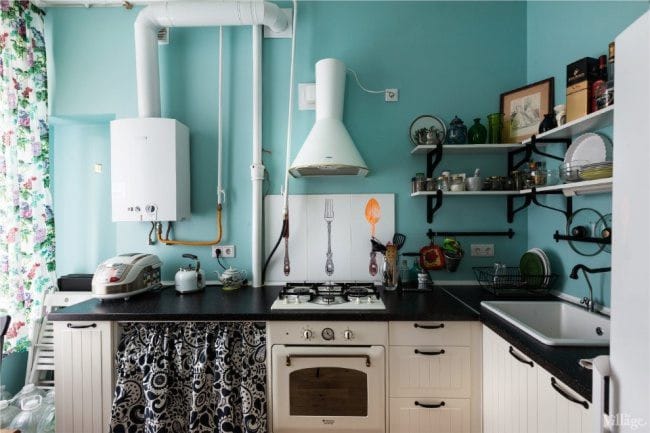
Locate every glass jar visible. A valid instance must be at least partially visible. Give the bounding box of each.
[487,113,504,144]
[468,118,488,144]
[446,116,468,144]
[450,175,466,192]
[436,176,449,192]
[0,400,20,429]
[426,178,436,191]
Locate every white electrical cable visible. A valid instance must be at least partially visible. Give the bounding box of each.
[348,68,384,94]
[217,25,224,206]
[282,0,298,215]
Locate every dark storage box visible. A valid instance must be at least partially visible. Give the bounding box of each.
[57,274,93,291]
[567,57,599,86]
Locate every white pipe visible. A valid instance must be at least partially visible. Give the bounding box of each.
[134,1,289,117]
[251,25,264,287]
[282,1,297,215]
[217,26,224,206]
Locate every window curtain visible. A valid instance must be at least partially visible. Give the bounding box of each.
[0,1,55,353]
[110,322,267,433]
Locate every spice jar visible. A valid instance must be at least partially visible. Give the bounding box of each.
[450,175,466,192]
[426,178,436,191]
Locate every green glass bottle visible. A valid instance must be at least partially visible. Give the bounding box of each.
[468,118,488,144]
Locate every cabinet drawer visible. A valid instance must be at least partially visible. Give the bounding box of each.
[389,321,471,346]
[389,346,471,397]
[389,397,470,433]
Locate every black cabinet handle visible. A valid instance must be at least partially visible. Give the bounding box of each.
[509,346,534,367]
[551,377,589,409]
[413,323,445,329]
[67,323,97,329]
[415,401,446,409]
[414,349,445,356]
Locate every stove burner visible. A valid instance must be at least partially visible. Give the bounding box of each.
[345,287,372,298]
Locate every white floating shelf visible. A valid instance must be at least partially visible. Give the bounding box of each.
[520,177,612,196]
[411,190,520,197]
[522,106,614,144]
[411,143,524,155]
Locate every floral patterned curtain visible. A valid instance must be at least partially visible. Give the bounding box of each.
[0,1,55,353]
[110,322,267,433]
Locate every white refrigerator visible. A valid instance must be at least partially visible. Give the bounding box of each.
[593,10,650,433]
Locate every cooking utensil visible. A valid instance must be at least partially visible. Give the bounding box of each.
[392,233,406,250]
[283,237,290,276]
[175,253,206,294]
[365,198,381,237]
[384,243,398,289]
[216,267,247,291]
[595,213,612,253]
[566,207,606,256]
[369,252,378,276]
[559,160,589,183]
[324,199,335,276]
[370,238,386,254]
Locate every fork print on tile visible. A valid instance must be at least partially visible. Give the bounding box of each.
[324,199,335,276]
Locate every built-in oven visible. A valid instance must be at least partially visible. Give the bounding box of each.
[267,322,388,433]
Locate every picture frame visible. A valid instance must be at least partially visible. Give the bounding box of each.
[500,77,554,143]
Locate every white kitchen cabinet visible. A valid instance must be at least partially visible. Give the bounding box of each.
[389,398,470,433]
[537,367,593,433]
[389,321,481,433]
[482,325,538,433]
[54,321,119,433]
[482,325,593,433]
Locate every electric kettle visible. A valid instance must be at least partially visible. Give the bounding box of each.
[175,254,206,294]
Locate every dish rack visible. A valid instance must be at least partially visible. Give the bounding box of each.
[473,267,557,297]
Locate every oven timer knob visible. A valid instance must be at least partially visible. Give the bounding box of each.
[302,329,313,340]
[343,330,354,340]
[321,328,335,341]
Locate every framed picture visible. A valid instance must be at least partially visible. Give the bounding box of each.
[500,78,554,143]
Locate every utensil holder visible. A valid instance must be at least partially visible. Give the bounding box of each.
[444,252,463,272]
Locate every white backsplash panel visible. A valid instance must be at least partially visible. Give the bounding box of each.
[264,194,395,283]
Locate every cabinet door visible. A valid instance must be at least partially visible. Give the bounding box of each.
[389,398,470,433]
[54,321,116,433]
[537,368,593,433]
[482,326,538,433]
[389,346,471,398]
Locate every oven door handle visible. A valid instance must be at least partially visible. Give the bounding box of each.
[285,354,371,367]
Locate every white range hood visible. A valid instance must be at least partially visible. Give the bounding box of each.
[289,58,368,177]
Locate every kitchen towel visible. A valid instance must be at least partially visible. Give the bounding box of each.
[109,321,267,433]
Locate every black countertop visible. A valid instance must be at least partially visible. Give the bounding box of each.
[49,283,605,401]
[47,285,478,322]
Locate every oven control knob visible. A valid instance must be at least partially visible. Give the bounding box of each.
[302,329,313,340]
[343,330,354,340]
[321,328,335,341]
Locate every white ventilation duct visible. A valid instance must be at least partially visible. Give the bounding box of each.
[289,58,368,177]
[134,1,289,117]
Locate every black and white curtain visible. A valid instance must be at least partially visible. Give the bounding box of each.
[109,322,267,433]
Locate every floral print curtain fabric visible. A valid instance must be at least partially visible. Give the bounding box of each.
[110,322,267,433]
[0,2,55,353]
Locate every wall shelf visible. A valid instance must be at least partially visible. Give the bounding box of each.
[521,106,614,145]
[411,190,520,197]
[520,178,612,196]
[411,143,525,155]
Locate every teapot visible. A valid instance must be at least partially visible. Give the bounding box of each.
[175,254,206,294]
[217,267,247,291]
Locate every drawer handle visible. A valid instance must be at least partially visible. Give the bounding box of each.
[414,349,445,356]
[551,377,589,409]
[67,323,97,329]
[508,346,534,367]
[415,401,446,409]
[413,323,445,329]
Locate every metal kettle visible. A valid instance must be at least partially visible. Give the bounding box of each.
[175,254,206,294]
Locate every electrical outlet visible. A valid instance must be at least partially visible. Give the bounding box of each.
[471,244,494,257]
[385,88,399,102]
[212,245,235,258]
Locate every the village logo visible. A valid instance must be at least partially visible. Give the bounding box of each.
[604,413,647,430]
[322,419,335,425]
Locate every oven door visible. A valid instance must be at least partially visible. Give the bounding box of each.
[271,345,385,433]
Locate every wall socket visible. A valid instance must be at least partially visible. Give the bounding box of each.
[212,245,235,258]
[471,244,494,257]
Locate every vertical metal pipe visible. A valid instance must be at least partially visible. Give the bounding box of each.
[251,25,264,287]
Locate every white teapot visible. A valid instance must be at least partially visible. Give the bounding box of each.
[216,267,247,291]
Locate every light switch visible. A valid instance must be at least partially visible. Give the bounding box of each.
[299,83,316,111]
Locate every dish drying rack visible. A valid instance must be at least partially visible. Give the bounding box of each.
[473,267,557,297]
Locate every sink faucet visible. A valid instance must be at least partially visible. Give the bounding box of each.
[569,265,611,312]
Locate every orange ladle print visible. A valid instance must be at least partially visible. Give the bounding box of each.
[365,198,382,276]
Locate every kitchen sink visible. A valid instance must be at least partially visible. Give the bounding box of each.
[481,300,610,346]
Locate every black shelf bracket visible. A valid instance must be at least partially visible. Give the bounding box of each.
[426,142,443,178]
[427,228,515,239]
[553,230,611,245]
[507,135,571,173]
[507,188,573,223]
[426,189,443,223]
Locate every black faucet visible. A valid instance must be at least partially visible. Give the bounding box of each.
[569,264,611,312]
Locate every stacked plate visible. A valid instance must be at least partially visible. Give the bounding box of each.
[519,248,551,288]
[579,161,613,181]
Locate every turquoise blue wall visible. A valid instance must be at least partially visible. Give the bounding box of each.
[45,1,529,283]
[525,1,647,306]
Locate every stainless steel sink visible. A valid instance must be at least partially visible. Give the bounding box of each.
[481,300,610,346]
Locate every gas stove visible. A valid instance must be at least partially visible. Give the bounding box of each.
[270,282,385,310]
